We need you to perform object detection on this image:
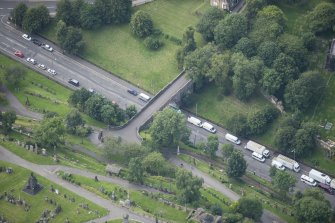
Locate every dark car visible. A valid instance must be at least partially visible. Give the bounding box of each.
[127,89,138,96]
[317,183,334,195]
[32,39,42,46]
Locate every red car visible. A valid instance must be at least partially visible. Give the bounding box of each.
[14,51,24,58]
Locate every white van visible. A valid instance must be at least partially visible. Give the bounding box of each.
[202,122,216,133]
[301,174,317,187]
[225,133,241,145]
[252,152,265,162]
[139,93,151,102]
[187,116,202,127]
[271,158,285,170]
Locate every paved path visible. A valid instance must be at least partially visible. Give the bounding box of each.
[0,86,43,120]
[0,146,155,223]
[169,155,286,223]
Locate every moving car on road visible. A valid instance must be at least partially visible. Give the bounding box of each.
[138,93,151,102]
[68,79,80,87]
[14,51,24,58]
[42,44,53,52]
[32,39,42,46]
[22,34,31,41]
[127,89,138,96]
[38,64,47,70]
[26,57,37,65]
[47,69,56,75]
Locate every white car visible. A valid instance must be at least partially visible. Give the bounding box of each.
[47,68,56,75]
[37,64,46,70]
[22,34,31,41]
[88,88,95,93]
[42,44,53,52]
[26,57,37,65]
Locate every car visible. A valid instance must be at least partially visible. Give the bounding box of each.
[127,89,138,96]
[38,64,47,70]
[42,44,53,52]
[68,79,79,87]
[47,68,56,75]
[22,34,31,41]
[14,51,24,58]
[32,39,42,46]
[88,88,96,93]
[26,57,37,65]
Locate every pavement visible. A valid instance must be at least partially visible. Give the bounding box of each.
[0,145,157,223]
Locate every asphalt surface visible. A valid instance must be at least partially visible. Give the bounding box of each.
[184,111,335,208]
[0,145,156,223]
[0,14,151,110]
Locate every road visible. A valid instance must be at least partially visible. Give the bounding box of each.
[184,111,335,208]
[0,14,151,110]
[0,145,157,223]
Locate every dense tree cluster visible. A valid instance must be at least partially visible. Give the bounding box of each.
[0,111,17,135]
[34,117,65,149]
[271,169,296,196]
[56,0,132,30]
[68,88,135,126]
[4,65,26,86]
[11,3,50,33]
[176,169,203,204]
[56,20,85,55]
[226,151,247,178]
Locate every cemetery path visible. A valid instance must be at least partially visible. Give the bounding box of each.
[0,146,156,223]
[0,86,43,120]
[169,155,287,223]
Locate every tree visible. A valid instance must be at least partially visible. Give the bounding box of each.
[293,122,318,158]
[261,68,282,95]
[207,135,219,159]
[71,0,85,26]
[236,197,263,221]
[257,41,281,67]
[68,88,92,111]
[294,188,332,223]
[226,114,249,137]
[214,13,248,49]
[245,0,267,20]
[150,108,190,147]
[256,5,286,27]
[10,2,28,27]
[144,36,163,50]
[196,7,226,42]
[1,111,16,135]
[274,126,296,154]
[284,71,325,112]
[80,4,101,29]
[210,203,223,216]
[125,105,137,119]
[176,169,203,204]
[58,26,85,54]
[222,144,234,161]
[232,53,263,101]
[65,109,85,134]
[4,65,26,86]
[247,106,278,135]
[176,27,197,68]
[233,37,256,58]
[56,0,74,26]
[272,170,296,195]
[100,104,117,125]
[130,10,153,38]
[84,95,104,120]
[110,0,132,24]
[128,157,144,184]
[301,31,317,51]
[142,152,166,176]
[35,117,65,149]
[22,5,50,33]
[226,151,247,178]
[306,2,335,34]
[94,0,113,24]
[273,53,299,88]
[56,20,67,42]
[184,43,216,90]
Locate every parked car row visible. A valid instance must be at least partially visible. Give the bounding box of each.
[187,116,217,133]
[22,34,53,52]
[127,88,151,103]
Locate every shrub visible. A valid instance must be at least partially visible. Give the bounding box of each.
[144,37,163,50]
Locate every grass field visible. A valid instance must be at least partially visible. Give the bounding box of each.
[41,0,208,93]
[0,54,105,127]
[0,160,107,223]
[185,85,271,127]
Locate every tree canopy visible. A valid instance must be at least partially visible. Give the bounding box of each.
[226,151,247,178]
[176,169,203,204]
[130,10,153,38]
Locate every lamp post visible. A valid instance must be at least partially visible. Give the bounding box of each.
[291,149,296,161]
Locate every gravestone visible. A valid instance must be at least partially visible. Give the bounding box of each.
[23,172,43,195]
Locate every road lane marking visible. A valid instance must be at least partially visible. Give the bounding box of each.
[7,8,13,10]
[1,42,9,47]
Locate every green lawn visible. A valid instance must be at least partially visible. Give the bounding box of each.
[41,0,209,94]
[185,85,271,127]
[0,160,107,223]
[0,54,105,128]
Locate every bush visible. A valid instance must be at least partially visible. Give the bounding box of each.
[144,37,163,50]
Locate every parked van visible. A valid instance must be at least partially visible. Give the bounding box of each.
[68,79,79,87]
[252,152,265,162]
[138,93,151,102]
[187,116,202,127]
[225,133,241,145]
[300,174,317,187]
[271,158,285,170]
[202,122,216,133]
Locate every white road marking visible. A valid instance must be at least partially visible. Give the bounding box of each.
[1,42,9,47]
[7,8,13,10]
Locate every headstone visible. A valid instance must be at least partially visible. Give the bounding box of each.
[111,191,115,201]
[29,145,34,151]
[23,172,43,195]
[42,149,47,156]
[123,214,129,223]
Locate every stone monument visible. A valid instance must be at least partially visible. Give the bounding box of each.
[23,172,43,195]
